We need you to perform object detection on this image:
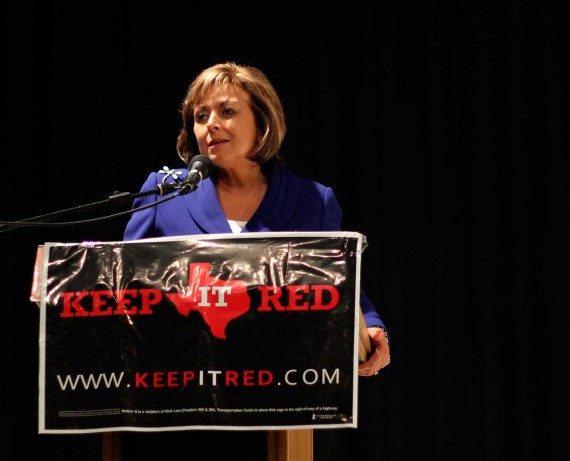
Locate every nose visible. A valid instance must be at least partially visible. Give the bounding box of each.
[207,113,221,130]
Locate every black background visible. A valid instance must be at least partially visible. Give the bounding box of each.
[2,2,568,460]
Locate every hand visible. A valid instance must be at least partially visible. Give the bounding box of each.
[358,327,390,377]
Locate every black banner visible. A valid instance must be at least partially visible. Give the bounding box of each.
[38,231,365,433]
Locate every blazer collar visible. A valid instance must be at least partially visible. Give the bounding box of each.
[181,160,301,234]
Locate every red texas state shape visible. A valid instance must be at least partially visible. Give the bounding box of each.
[166,262,251,339]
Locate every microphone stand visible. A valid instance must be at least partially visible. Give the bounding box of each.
[0,182,182,234]
[1,155,213,234]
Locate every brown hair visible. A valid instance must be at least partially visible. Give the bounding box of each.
[176,62,287,166]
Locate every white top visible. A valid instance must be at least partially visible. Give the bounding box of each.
[228,220,247,233]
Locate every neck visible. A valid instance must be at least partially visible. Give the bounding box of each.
[215,169,268,222]
[215,164,266,190]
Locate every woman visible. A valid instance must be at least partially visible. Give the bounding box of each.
[125,62,389,373]
[122,61,390,459]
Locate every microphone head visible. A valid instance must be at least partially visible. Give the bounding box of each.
[178,155,214,195]
[188,155,214,179]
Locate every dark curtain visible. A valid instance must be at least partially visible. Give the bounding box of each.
[1,2,567,460]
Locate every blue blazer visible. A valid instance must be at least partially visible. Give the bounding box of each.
[124,160,386,328]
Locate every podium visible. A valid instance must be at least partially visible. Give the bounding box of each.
[101,429,315,461]
[32,232,373,461]
[99,310,371,461]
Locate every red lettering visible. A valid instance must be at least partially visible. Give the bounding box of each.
[138,288,161,314]
[286,285,310,311]
[115,289,138,315]
[59,284,338,318]
[224,370,273,386]
[133,370,273,387]
[257,286,284,311]
[153,372,164,387]
[91,290,113,316]
[167,371,178,387]
[243,370,255,386]
[183,371,195,385]
[226,371,239,386]
[311,285,339,310]
[257,285,339,311]
[258,370,273,386]
[58,288,162,317]
[60,291,90,317]
[135,372,148,387]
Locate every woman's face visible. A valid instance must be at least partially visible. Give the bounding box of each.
[193,83,259,169]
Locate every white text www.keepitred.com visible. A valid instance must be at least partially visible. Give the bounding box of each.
[55,368,341,390]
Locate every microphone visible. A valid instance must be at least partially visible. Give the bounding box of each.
[178,155,214,195]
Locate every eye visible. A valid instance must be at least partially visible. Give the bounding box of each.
[194,112,208,123]
[222,106,236,117]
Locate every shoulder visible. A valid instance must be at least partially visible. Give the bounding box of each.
[270,161,341,220]
[271,160,335,195]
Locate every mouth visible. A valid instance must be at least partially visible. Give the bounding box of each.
[208,138,227,147]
